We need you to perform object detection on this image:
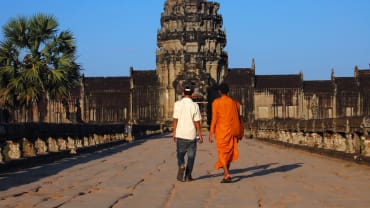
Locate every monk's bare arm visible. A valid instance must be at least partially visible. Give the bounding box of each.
[208,101,218,143]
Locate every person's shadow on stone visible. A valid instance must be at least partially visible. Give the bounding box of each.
[230,163,304,183]
[196,162,303,183]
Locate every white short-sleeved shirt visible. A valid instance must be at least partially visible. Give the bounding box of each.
[173,97,202,140]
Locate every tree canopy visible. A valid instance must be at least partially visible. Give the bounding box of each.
[0,14,82,121]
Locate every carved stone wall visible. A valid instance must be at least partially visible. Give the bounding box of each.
[0,123,163,164]
[253,75,303,120]
[247,117,370,159]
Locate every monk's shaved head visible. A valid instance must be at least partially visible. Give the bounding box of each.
[218,83,229,94]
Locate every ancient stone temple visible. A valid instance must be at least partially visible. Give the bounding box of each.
[156,0,228,124]
[1,0,370,126]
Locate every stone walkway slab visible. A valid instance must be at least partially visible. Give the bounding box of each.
[1,133,369,208]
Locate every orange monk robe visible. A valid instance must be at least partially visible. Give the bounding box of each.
[210,95,239,169]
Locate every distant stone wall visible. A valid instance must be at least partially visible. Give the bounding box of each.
[246,117,370,160]
[0,123,162,165]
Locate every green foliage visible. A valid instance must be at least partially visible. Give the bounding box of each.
[0,14,82,120]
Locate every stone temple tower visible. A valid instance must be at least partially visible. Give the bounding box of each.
[156,0,228,123]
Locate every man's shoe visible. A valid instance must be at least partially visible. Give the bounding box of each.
[185,177,194,182]
[177,167,185,182]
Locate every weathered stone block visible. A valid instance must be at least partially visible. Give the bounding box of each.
[35,138,48,155]
[58,138,67,150]
[93,134,100,145]
[98,135,104,144]
[297,132,306,145]
[48,137,59,152]
[361,137,369,156]
[3,140,21,160]
[332,133,346,152]
[103,134,109,143]
[22,138,36,157]
[322,136,331,149]
[352,133,361,154]
[75,139,83,148]
[345,134,355,153]
[89,135,96,146]
[83,137,89,146]
[67,137,76,154]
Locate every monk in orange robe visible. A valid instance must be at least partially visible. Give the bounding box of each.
[208,83,240,183]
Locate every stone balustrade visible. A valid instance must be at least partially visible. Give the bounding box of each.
[246,117,370,160]
[0,123,162,165]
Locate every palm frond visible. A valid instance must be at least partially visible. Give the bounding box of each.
[28,13,58,42]
[1,13,82,113]
[2,16,28,48]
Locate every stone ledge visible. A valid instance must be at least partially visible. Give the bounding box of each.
[0,123,163,169]
[256,137,370,166]
[0,139,128,173]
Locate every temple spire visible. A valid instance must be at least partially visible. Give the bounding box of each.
[331,68,335,81]
[157,0,227,121]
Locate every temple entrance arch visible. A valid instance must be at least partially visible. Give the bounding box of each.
[173,76,211,128]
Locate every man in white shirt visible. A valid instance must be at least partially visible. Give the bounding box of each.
[173,86,203,182]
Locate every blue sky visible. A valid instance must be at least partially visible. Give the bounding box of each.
[1,0,369,80]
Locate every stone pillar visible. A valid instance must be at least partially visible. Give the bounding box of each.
[126,123,134,142]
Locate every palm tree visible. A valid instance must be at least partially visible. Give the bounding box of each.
[0,14,81,122]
